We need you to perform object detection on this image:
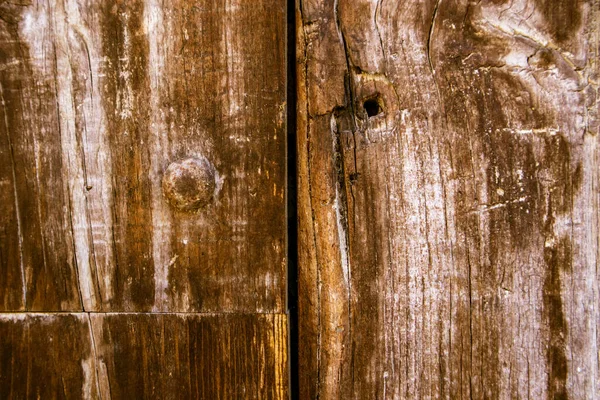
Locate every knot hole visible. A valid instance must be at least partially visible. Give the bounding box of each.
[363,95,384,118]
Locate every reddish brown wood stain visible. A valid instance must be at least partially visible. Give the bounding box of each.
[0,3,82,311]
[99,0,156,311]
[91,313,288,399]
[0,314,95,398]
[0,313,288,399]
[0,0,288,397]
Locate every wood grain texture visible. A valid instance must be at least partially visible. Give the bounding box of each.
[297,0,599,398]
[0,314,98,399]
[0,313,288,399]
[0,1,82,311]
[0,0,287,312]
[91,313,288,399]
[0,0,289,397]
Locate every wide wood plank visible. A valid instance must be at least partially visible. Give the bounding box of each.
[297,0,599,398]
[0,313,288,399]
[0,0,286,312]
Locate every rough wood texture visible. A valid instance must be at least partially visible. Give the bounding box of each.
[0,0,286,313]
[297,0,599,398]
[0,0,289,397]
[0,313,288,399]
[0,314,97,399]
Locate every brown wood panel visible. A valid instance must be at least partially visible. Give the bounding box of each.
[0,0,290,397]
[0,2,82,311]
[0,0,286,312]
[0,314,97,399]
[0,313,288,399]
[297,0,599,398]
[91,313,288,399]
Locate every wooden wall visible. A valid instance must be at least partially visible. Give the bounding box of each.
[297,0,599,398]
[0,0,288,397]
[1,0,599,398]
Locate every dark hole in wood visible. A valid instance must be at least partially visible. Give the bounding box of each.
[363,97,382,117]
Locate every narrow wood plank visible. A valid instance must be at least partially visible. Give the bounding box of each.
[297,0,599,398]
[0,0,287,312]
[0,314,97,399]
[0,2,82,311]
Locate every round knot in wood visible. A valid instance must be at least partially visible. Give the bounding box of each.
[162,157,216,212]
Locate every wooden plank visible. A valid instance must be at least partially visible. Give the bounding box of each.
[0,314,97,399]
[0,0,287,312]
[297,0,599,398]
[0,2,82,311]
[0,313,288,399]
[91,313,288,399]
[0,0,290,397]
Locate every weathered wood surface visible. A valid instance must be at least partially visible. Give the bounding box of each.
[0,0,289,397]
[0,313,288,399]
[297,0,599,398]
[0,314,97,399]
[0,0,286,313]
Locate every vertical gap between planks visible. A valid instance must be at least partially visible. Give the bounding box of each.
[286,0,299,398]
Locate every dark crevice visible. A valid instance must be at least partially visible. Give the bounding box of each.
[334,0,357,386]
[286,0,299,399]
[363,96,383,117]
[427,0,443,104]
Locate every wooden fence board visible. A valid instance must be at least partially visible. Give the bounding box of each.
[297,0,599,398]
